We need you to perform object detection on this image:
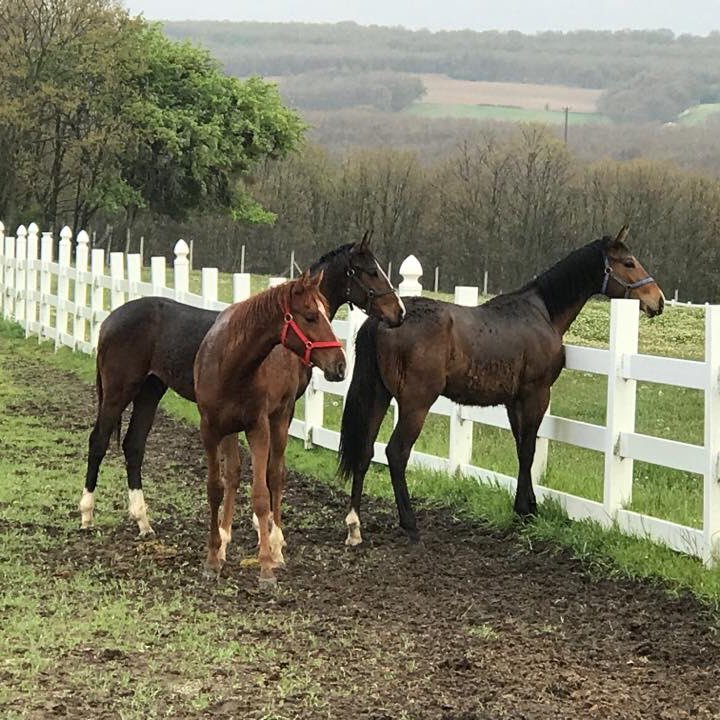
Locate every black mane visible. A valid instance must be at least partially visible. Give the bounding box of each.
[526,238,607,320]
[310,243,354,272]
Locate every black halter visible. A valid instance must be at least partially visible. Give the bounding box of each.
[345,265,397,312]
[601,254,655,298]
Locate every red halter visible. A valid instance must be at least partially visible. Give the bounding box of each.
[280,305,343,367]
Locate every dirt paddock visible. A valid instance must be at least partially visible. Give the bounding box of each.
[2,351,720,719]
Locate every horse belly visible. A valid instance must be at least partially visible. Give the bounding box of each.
[444,358,522,407]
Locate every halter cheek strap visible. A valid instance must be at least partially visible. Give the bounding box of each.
[345,266,397,312]
[280,306,343,367]
[601,255,656,298]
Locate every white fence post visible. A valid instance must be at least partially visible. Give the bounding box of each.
[344,305,367,384]
[448,285,478,472]
[74,230,90,346]
[110,252,125,310]
[90,247,105,349]
[25,223,39,335]
[3,234,15,320]
[39,232,53,338]
[14,225,27,325]
[55,226,72,348]
[151,256,166,294]
[703,306,720,565]
[173,239,189,300]
[232,272,251,303]
[603,299,639,516]
[304,368,325,449]
[127,253,141,301]
[201,267,218,308]
[399,255,423,297]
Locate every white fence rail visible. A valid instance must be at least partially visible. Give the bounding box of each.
[1,221,718,564]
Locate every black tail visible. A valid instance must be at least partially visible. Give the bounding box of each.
[338,317,390,480]
[95,365,121,448]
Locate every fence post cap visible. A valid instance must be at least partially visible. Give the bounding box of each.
[174,239,189,257]
[77,230,90,246]
[60,226,72,241]
[16,224,27,237]
[28,222,39,234]
[399,254,423,277]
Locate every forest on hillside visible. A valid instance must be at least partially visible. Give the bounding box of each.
[163,22,720,121]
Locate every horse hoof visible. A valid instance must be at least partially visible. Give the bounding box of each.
[345,535,363,547]
[258,575,277,590]
[202,565,221,581]
[138,527,156,539]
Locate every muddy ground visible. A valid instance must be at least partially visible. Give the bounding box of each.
[2,351,720,719]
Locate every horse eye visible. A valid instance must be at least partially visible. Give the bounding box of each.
[307,313,319,323]
[624,260,636,269]
[367,267,378,277]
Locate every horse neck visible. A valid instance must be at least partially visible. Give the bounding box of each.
[533,241,605,337]
[225,290,287,378]
[317,260,347,320]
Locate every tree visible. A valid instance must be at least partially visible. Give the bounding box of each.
[0,0,305,231]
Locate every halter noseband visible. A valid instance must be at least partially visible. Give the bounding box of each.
[345,266,397,312]
[601,254,655,298]
[280,305,343,367]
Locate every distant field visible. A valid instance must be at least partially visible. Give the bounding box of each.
[416,74,603,113]
[405,102,609,125]
[677,103,720,125]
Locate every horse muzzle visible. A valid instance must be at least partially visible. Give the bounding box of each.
[324,359,346,382]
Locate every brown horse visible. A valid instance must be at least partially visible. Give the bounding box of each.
[79,235,404,535]
[338,227,665,545]
[194,272,346,584]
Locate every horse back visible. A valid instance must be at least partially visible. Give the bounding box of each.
[98,297,219,402]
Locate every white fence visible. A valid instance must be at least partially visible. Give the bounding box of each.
[1,222,719,564]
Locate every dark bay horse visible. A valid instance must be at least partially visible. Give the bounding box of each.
[338,227,665,545]
[194,272,346,584]
[79,235,404,535]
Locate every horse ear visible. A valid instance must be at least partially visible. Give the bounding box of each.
[358,229,373,249]
[309,268,324,287]
[612,224,630,246]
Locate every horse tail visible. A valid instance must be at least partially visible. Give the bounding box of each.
[338,317,390,481]
[95,360,121,448]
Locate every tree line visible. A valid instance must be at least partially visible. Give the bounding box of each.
[163,21,720,122]
[126,127,720,303]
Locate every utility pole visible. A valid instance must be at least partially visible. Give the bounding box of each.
[563,106,569,145]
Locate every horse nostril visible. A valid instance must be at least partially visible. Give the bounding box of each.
[337,361,346,379]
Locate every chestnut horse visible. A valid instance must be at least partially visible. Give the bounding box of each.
[79,235,404,535]
[338,227,665,545]
[194,272,346,584]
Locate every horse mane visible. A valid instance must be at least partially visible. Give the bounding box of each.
[309,243,354,273]
[226,281,295,338]
[524,238,607,320]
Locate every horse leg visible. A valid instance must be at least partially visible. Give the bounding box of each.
[346,389,391,547]
[80,380,139,529]
[246,419,277,585]
[511,388,550,517]
[200,420,224,574]
[386,402,432,544]
[122,375,166,537]
[266,407,291,566]
[217,434,242,563]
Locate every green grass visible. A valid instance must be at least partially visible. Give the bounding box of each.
[405,102,609,125]
[677,103,720,125]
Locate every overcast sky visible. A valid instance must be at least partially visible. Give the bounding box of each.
[123,0,720,35]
